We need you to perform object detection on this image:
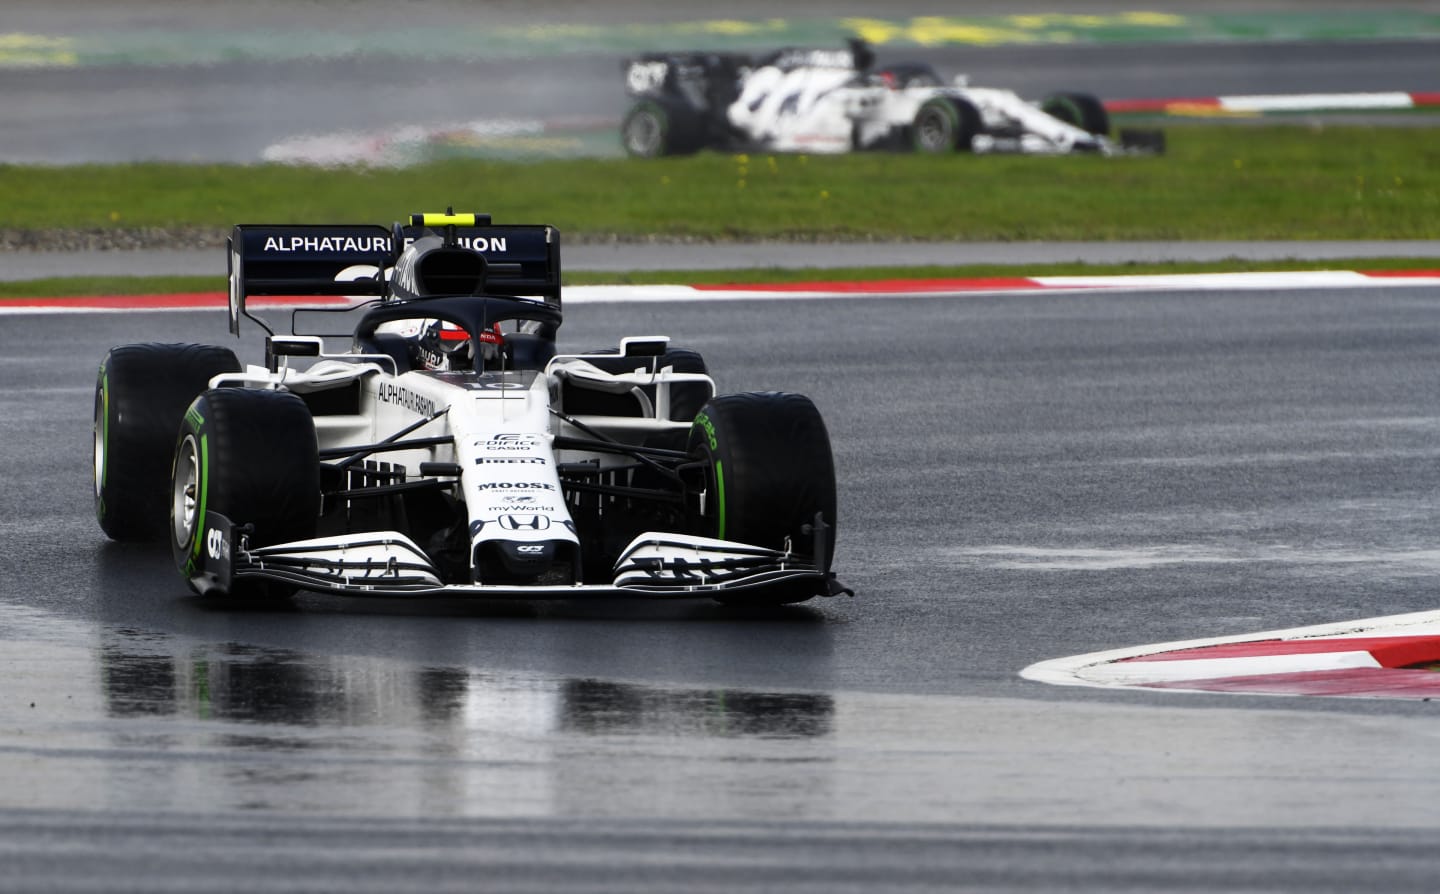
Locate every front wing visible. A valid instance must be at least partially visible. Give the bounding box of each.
[190,513,835,600]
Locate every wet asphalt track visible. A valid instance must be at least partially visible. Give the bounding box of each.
[6,284,1440,890]
[6,0,1440,889]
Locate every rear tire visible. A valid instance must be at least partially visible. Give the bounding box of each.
[171,388,320,601]
[1041,92,1110,136]
[686,392,836,605]
[621,100,702,157]
[94,343,241,541]
[911,97,981,153]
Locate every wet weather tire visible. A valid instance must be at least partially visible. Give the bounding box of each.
[171,388,320,600]
[1041,92,1110,136]
[621,99,701,157]
[911,97,982,153]
[94,343,241,541]
[687,392,837,604]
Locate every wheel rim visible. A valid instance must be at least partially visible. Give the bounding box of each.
[92,387,106,502]
[624,110,662,157]
[172,434,200,549]
[916,108,953,152]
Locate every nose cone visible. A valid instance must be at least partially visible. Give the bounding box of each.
[474,539,579,586]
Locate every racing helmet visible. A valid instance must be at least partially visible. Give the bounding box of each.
[417,320,473,370]
[416,320,505,371]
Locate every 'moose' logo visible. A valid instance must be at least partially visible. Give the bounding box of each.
[475,481,555,491]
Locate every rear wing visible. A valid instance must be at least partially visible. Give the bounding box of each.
[226,216,561,335]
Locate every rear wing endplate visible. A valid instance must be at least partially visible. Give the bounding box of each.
[226,221,561,335]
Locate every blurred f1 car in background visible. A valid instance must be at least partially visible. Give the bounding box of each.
[621,40,1163,158]
[93,212,844,606]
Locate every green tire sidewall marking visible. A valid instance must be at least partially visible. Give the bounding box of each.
[691,413,725,537]
[186,432,209,571]
[696,413,717,450]
[1048,96,1081,125]
[916,100,958,150]
[194,432,208,561]
[715,459,726,541]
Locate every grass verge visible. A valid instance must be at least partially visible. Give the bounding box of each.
[1,125,1437,242]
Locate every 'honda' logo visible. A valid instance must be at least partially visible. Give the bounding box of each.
[498,514,549,531]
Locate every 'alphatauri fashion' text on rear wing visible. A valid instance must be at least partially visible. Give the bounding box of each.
[227,212,561,334]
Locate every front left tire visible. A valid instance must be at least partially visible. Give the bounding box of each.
[911,97,982,153]
[171,388,321,600]
[686,392,837,604]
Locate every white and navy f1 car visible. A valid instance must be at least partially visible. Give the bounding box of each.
[621,41,1163,158]
[93,212,844,605]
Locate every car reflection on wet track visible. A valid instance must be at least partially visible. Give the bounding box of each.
[99,632,834,740]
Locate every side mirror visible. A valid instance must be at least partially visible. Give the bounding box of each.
[621,336,669,358]
[266,336,322,372]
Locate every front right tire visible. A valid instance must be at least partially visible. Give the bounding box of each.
[94,343,241,541]
[1041,92,1111,136]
